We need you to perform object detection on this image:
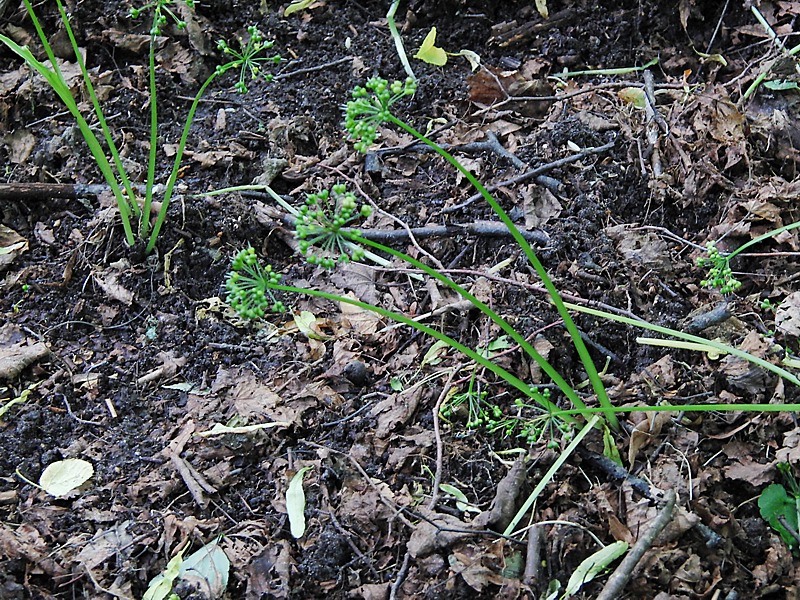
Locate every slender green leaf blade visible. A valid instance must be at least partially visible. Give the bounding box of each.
[564,541,628,596]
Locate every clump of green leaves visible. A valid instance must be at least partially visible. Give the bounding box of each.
[759,463,800,552]
[296,184,372,268]
[344,77,417,152]
[442,384,565,447]
[697,242,742,294]
[225,248,285,319]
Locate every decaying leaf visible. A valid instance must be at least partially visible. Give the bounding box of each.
[0,224,28,272]
[39,459,94,497]
[92,271,135,306]
[179,539,230,598]
[286,466,313,538]
[0,340,49,380]
[776,291,800,337]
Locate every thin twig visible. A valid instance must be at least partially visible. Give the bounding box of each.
[523,525,545,587]
[389,550,412,600]
[58,394,103,426]
[595,489,677,600]
[428,366,462,511]
[441,138,616,214]
[274,56,353,80]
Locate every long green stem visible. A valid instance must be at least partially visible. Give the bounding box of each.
[386,0,416,81]
[145,71,219,253]
[2,0,136,245]
[349,234,590,413]
[566,302,800,387]
[270,282,574,422]
[140,34,160,238]
[54,0,139,220]
[388,115,619,431]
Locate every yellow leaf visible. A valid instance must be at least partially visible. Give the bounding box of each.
[39,459,93,497]
[618,87,646,108]
[284,0,315,17]
[414,27,447,66]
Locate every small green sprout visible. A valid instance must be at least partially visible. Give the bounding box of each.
[697,241,742,294]
[225,247,285,319]
[344,77,417,152]
[295,184,372,269]
[216,26,281,94]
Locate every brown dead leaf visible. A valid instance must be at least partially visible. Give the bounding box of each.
[0,339,49,380]
[776,291,800,336]
[245,541,294,600]
[215,367,315,426]
[521,184,562,228]
[2,128,35,163]
[628,410,674,466]
[407,507,472,557]
[339,293,383,335]
[449,544,507,591]
[73,521,134,570]
[370,386,424,438]
[723,456,776,487]
[606,225,673,272]
[101,29,161,54]
[0,224,28,272]
[93,271,134,306]
[0,523,67,578]
[718,331,773,396]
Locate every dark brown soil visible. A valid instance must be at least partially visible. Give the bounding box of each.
[3,0,800,598]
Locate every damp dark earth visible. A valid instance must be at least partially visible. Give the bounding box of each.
[3,0,800,598]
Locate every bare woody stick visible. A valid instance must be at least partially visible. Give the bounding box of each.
[595,489,677,600]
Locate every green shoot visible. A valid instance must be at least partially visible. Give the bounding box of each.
[698,219,800,294]
[759,464,800,551]
[0,1,279,254]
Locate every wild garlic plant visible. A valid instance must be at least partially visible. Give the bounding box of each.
[0,0,280,253]
[227,76,618,432]
[227,76,800,437]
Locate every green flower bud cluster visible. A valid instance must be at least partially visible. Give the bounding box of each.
[295,184,372,269]
[697,241,742,294]
[225,247,285,320]
[129,0,194,35]
[216,26,280,94]
[344,77,417,153]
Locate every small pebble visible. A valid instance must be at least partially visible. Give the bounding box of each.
[344,360,369,387]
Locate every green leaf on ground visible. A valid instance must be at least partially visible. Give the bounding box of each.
[414,28,447,66]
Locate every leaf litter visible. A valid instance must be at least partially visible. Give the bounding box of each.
[3,0,800,598]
